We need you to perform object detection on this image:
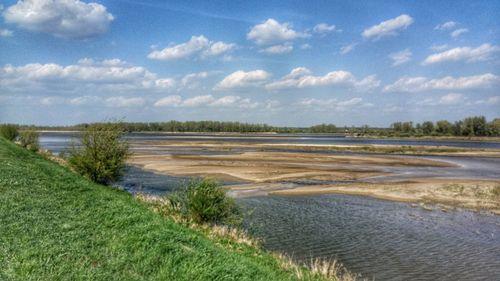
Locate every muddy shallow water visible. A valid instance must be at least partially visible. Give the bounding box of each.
[39,132,500,280]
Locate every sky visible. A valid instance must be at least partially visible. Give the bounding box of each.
[0,0,499,127]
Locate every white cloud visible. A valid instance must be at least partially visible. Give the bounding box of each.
[210,95,241,107]
[181,71,211,89]
[259,43,293,54]
[450,28,468,38]
[384,73,500,92]
[265,67,380,92]
[40,96,65,105]
[383,105,404,113]
[214,70,271,90]
[438,93,466,105]
[0,28,13,37]
[434,21,457,31]
[313,23,336,34]
[154,95,260,109]
[182,95,215,107]
[300,43,312,50]
[105,96,144,107]
[246,18,309,45]
[154,95,182,107]
[148,35,235,60]
[389,48,412,66]
[430,44,449,52]
[4,0,113,38]
[0,59,177,94]
[362,14,413,40]
[475,96,500,105]
[69,95,101,105]
[423,44,500,65]
[298,97,372,111]
[340,43,357,55]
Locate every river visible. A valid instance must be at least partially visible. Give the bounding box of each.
[39,132,500,280]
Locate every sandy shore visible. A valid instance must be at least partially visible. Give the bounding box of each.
[130,151,452,183]
[128,140,499,214]
[266,179,500,215]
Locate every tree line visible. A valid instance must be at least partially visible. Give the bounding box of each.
[4,116,499,136]
[389,116,500,137]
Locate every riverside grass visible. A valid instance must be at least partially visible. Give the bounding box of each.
[0,137,340,281]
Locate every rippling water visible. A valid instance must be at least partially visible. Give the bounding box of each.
[239,195,500,281]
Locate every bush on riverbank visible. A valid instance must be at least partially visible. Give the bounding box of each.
[0,124,19,141]
[169,178,241,225]
[18,129,39,152]
[68,122,130,185]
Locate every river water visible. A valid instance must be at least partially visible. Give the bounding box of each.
[39,132,500,281]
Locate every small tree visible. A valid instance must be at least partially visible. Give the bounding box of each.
[0,124,19,141]
[19,129,39,152]
[68,122,130,185]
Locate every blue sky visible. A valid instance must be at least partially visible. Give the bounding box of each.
[0,0,499,126]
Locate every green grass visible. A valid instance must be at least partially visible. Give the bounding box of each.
[0,138,322,281]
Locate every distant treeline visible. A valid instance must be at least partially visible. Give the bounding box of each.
[32,121,338,134]
[388,116,500,137]
[5,116,500,136]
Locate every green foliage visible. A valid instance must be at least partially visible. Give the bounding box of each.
[309,123,337,133]
[169,178,240,225]
[18,129,39,151]
[68,122,130,185]
[0,138,322,281]
[0,124,19,141]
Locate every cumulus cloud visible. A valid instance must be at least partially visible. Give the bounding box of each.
[154,94,260,109]
[430,44,449,52]
[265,67,380,92]
[214,70,271,90]
[105,96,144,107]
[300,43,312,50]
[259,43,293,54]
[3,0,114,38]
[384,73,500,92]
[362,14,413,40]
[313,23,336,34]
[246,18,309,45]
[475,96,500,105]
[69,95,101,105]
[154,95,182,107]
[0,59,177,94]
[388,48,412,66]
[298,97,373,111]
[450,28,468,38]
[422,44,500,65]
[148,35,235,60]
[0,28,13,37]
[437,93,466,105]
[340,43,357,55]
[434,21,457,31]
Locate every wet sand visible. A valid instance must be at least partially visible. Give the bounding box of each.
[266,179,500,214]
[130,151,452,183]
[127,140,500,214]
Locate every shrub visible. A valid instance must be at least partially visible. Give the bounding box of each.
[169,178,240,225]
[68,122,130,185]
[19,129,39,152]
[0,124,19,141]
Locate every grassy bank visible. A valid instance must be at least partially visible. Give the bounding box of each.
[0,137,339,281]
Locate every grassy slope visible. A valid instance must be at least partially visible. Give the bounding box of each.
[0,138,313,281]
